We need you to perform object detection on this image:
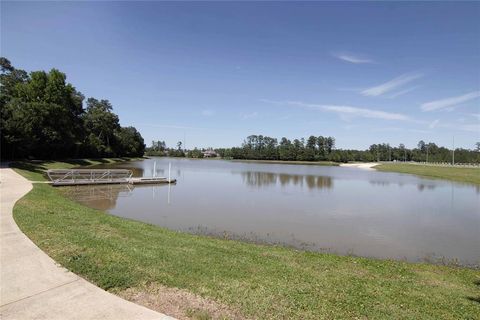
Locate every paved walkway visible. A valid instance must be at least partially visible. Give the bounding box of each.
[0,167,173,320]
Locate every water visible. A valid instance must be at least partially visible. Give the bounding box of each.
[61,158,480,266]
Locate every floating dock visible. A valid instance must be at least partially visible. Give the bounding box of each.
[47,169,176,186]
[130,177,176,185]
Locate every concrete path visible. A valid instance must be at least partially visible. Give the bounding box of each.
[0,167,173,320]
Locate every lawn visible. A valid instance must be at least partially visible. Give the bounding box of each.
[374,163,480,185]
[11,161,480,320]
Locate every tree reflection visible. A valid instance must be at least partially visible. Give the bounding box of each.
[239,171,333,190]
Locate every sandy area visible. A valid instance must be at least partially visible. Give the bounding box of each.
[339,162,379,170]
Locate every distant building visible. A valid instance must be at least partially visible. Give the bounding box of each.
[202,150,218,158]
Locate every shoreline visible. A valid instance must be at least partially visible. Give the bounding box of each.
[339,162,379,170]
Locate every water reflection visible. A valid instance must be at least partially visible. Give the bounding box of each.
[369,180,437,192]
[416,183,437,192]
[237,171,333,190]
[60,184,134,210]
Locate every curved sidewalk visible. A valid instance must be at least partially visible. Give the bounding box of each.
[0,167,173,320]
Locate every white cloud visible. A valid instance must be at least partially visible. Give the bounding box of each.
[319,104,409,121]
[201,109,215,117]
[428,119,440,129]
[470,113,480,120]
[264,100,410,121]
[361,72,423,97]
[242,112,259,120]
[420,91,480,112]
[333,52,373,64]
[387,86,419,99]
[436,122,480,133]
[457,124,480,132]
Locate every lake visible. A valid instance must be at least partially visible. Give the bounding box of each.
[61,157,480,266]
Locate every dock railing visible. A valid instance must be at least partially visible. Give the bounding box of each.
[47,169,133,186]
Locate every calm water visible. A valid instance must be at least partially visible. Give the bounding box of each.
[62,158,480,266]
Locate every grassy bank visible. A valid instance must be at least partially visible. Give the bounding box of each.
[12,163,480,319]
[375,163,480,185]
[230,159,339,166]
[10,158,143,181]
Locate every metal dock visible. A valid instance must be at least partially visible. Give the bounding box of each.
[47,169,176,186]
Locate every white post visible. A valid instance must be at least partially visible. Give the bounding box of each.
[452,136,455,165]
[153,161,156,178]
[168,162,171,182]
[167,183,171,205]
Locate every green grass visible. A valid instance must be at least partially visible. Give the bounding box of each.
[12,165,480,319]
[375,163,480,185]
[10,158,143,181]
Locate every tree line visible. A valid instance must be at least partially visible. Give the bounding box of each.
[214,135,480,164]
[146,140,186,157]
[0,58,145,159]
[146,140,214,158]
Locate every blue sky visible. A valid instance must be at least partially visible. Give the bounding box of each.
[2,1,479,149]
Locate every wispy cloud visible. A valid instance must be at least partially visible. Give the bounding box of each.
[319,104,409,121]
[420,91,480,112]
[361,72,423,97]
[201,109,215,117]
[436,122,480,133]
[387,86,419,99]
[241,112,259,120]
[262,100,409,121]
[428,119,440,129]
[470,113,480,120]
[332,52,373,64]
[457,124,480,132]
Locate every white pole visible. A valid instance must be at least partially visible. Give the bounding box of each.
[452,136,455,165]
[153,161,156,178]
[167,183,171,205]
[168,162,171,182]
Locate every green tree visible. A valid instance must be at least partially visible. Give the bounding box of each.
[2,67,84,158]
[326,137,335,154]
[82,98,120,156]
[114,127,145,157]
